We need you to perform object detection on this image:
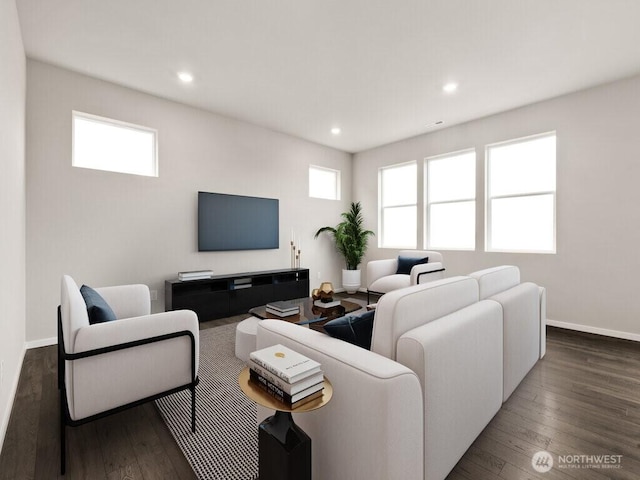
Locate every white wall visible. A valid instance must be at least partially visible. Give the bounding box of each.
[0,0,26,452]
[354,73,640,339]
[26,60,352,343]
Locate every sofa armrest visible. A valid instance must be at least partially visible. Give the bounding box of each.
[256,320,423,480]
[73,309,198,355]
[366,259,398,288]
[95,284,151,319]
[397,300,503,480]
[539,286,547,358]
[67,310,199,420]
[491,282,540,401]
[410,261,445,285]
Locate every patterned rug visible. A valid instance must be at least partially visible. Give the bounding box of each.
[156,322,258,480]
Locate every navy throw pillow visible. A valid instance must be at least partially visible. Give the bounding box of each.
[80,285,117,325]
[323,309,375,349]
[396,256,429,275]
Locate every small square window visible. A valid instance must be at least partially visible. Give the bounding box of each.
[309,165,341,200]
[72,111,158,177]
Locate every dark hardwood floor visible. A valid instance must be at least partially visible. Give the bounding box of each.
[1,307,639,479]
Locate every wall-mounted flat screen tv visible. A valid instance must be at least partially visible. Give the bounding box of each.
[198,192,279,251]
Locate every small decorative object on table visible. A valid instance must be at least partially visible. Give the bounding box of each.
[240,344,332,480]
[311,281,335,303]
[312,282,340,308]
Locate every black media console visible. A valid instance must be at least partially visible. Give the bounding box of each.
[165,268,310,322]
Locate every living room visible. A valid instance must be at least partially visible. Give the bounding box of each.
[2,1,640,479]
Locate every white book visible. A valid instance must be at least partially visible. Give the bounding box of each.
[249,360,324,395]
[178,270,213,280]
[179,270,213,277]
[265,307,300,317]
[250,344,321,384]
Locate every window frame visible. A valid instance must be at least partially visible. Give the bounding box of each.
[308,164,341,200]
[485,131,557,254]
[378,160,418,249]
[72,110,159,177]
[424,148,476,251]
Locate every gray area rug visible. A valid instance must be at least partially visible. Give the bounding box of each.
[156,322,258,480]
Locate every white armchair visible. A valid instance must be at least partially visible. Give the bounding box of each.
[366,250,445,302]
[58,275,199,474]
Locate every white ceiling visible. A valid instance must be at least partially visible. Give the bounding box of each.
[16,0,640,153]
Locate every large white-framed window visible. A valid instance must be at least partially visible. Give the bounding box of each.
[309,165,341,200]
[486,132,556,253]
[72,111,158,177]
[379,161,417,248]
[425,149,476,250]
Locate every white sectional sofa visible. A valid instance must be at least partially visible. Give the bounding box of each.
[255,265,545,480]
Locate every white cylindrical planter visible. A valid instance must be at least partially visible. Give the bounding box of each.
[342,269,361,294]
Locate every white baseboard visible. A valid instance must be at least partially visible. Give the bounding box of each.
[547,319,640,342]
[26,336,57,349]
[0,345,26,455]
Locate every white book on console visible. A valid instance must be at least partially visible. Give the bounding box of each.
[250,344,321,384]
[249,360,324,395]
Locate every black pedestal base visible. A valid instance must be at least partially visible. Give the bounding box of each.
[258,410,311,480]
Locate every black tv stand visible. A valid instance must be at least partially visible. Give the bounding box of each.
[165,268,310,322]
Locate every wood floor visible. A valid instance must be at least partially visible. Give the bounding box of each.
[1,315,639,479]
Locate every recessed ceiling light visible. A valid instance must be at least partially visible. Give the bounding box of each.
[442,82,458,93]
[178,72,194,83]
[331,127,341,135]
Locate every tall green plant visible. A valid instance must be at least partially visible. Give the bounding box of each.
[314,202,375,270]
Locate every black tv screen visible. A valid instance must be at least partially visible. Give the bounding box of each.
[198,192,279,251]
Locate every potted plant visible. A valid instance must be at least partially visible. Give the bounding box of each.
[314,202,374,294]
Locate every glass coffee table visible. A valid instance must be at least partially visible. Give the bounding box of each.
[249,297,362,331]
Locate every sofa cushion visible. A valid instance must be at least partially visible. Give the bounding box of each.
[371,276,480,360]
[80,285,117,324]
[396,256,429,275]
[469,265,520,299]
[323,310,375,349]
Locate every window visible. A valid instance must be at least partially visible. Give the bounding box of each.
[72,111,158,177]
[486,132,556,253]
[309,165,341,200]
[379,161,417,248]
[425,149,476,250]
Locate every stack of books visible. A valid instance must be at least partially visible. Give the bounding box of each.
[178,270,213,281]
[249,344,324,408]
[265,300,300,317]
